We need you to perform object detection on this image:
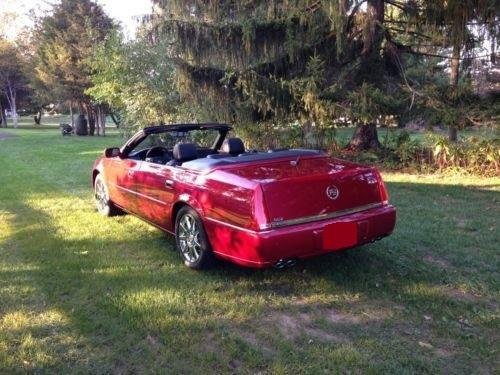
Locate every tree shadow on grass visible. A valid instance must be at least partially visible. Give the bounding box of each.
[0,180,498,373]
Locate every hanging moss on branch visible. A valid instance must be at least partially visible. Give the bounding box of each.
[160,13,330,70]
[154,0,315,23]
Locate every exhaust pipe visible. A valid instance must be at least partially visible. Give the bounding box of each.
[370,235,387,243]
[273,259,286,269]
[273,258,297,269]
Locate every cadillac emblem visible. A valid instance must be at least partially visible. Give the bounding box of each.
[326,185,339,200]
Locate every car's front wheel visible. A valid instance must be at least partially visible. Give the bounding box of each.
[94,173,121,216]
[175,207,214,269]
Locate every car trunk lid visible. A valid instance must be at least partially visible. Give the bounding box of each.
[230,156,384,227]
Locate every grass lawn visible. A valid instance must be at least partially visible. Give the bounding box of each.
[3,114,117,130]
[0,128,498,373]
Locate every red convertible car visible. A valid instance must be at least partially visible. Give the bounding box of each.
[92,124,396,269]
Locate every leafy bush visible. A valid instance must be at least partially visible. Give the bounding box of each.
[396,139,424,166]
[385,132,499,175]
[238,124,499,176]
[429,135,499,175]
[87,31,185,133]
[370,129,499,176]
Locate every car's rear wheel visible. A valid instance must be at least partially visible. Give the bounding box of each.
[175,207,214,269]
[94,173,121,216]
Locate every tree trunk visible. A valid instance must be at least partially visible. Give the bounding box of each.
[5,81,18,128]
[95,106,100,136]
[11,98,18,128]
[448,42,460,141]
[102,112,105,136]
[349,123,381,150]
[448,126,458,142]
[0,102,6,128]
[70,101,74,127]
[109,112,120,128]
[98,105,106,136]
[450,43,460,87]
[490,32,496,65]
[34,109,42,125]
[96,106,103,136]
[363,0,385,59]
[86,105,95,136]
[350,0,385,150]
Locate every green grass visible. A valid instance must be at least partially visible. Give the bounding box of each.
[0,128,498,373]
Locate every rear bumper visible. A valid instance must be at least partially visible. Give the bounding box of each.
[204,204,396,268]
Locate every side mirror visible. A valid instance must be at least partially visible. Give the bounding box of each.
[104,147,121,158]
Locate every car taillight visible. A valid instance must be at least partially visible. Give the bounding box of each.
[374,170,389,204]
[252,185,270,231]
[379,180,389,204]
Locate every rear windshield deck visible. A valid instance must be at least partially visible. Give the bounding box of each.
[181,149,324,171]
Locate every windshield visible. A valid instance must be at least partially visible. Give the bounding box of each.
[130,129,220,154]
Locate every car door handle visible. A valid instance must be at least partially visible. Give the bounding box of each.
[165,179,174,188]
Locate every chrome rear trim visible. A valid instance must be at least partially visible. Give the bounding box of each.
[260,202,385,230]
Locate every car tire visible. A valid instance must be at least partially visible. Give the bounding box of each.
[175,206,214,270]
[94,173,121,216]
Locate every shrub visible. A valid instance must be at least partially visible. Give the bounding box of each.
[379,130,498,175]
[238,123,498,176]
[429,135,499,175]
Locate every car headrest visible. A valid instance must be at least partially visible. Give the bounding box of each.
[173,142,198,162]
[222,137,245,156]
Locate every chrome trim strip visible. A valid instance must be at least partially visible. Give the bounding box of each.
[204,217,260,234]
[206,202,386,233]
[110,183,167,206]
[260,202,384,230]
[212,251,269,265]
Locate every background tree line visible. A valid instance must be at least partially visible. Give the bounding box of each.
[0,0,498,154]
[140,0,498,149]
[0,0,114,134]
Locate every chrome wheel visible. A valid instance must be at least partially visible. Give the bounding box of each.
[95,178,108,213]
[94,174,121,216]
[178,213,202,263]
[175,206,214,269]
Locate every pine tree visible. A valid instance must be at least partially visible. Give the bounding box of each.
[150,1,343,135]
[145,1,497,147]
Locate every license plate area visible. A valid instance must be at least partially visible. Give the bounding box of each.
[323,221,358,250]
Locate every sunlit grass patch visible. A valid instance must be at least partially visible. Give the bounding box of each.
[383,172,500,190]
[0,308,93,372]
[0,212,13,243]
[1,309,68,334]
[78,150,107,155]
